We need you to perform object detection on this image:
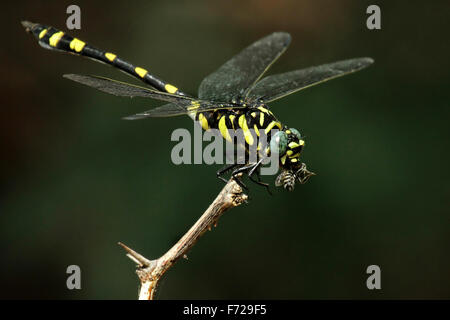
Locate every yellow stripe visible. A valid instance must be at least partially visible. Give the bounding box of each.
[198,113,209,131]
[105,52,117,62]
[299,140,305,146]
[281,154,287,165]
[289,152,300,158]
[238,114,246,129]
[286,130,291,134]
[237,114,255,145]
[286,150,293,156]
[289,141,300,148]
[135,67,148,78]
[165,84,178,94]
[242,119,254,145]
[219,116,232,142]
[254,124,260,137]
[291,158,298,163]
[39,29,47,39]
[187,101,200,111]
[229,115,236,129]
[259,113,264,126]
[251,112,257,118]
[49,31,64,47]
[258,106,269,113]
[265,121,282,134]
[69,38,86,52]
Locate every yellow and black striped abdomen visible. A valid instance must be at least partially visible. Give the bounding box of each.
[22,21,180,95]
[195,105,283,148]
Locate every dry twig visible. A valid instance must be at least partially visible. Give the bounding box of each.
[118,178,247,300]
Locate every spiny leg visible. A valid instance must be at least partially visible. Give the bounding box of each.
[248,157,264,177]
[216,163,239,183]
[248,175,272,195]
[231,163,257,190]
[247,159,272,195]
[231,161,269,192]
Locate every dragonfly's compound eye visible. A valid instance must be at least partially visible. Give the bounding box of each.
[270,131,288,155]
[286,127,305,157]
[289,128,302,140]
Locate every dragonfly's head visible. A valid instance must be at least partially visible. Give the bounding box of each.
[270,127,304,166]
[270,127,315,191]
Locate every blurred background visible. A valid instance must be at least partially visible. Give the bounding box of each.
[1,1,449,299]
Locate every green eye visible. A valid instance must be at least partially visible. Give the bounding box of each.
[270,131,288,155]
[289,128,302,140]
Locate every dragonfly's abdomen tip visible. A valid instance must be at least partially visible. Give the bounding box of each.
[363,57,375,65]
[21,20,36,32]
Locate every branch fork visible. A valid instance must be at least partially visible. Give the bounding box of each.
[119,178,247,300]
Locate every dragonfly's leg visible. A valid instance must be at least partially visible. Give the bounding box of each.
[245,158,272,194]
[231,163,255,176]
[248,175,272,195]
[248,158,264,177]
[231,164,257,191]
[217,163,239,184]
[233,176,248,191]
[255,169,263,182]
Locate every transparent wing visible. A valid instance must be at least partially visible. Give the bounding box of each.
[123,101,240,119]
[247,57,374,103]
[63,74,192,102]
[198,32,291,102]
[63,74,242,119]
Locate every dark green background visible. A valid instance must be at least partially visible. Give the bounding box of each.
[1,1,449,299]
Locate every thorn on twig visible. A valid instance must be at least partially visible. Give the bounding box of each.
[119,178,248,300]
[118,242,153,268]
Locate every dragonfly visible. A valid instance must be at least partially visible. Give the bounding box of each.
[22,21,373,191]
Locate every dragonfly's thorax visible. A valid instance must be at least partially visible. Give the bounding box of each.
[195,104,283,148]
[195,104,306,169]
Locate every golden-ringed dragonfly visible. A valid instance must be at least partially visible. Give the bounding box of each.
[22,21,373,192]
